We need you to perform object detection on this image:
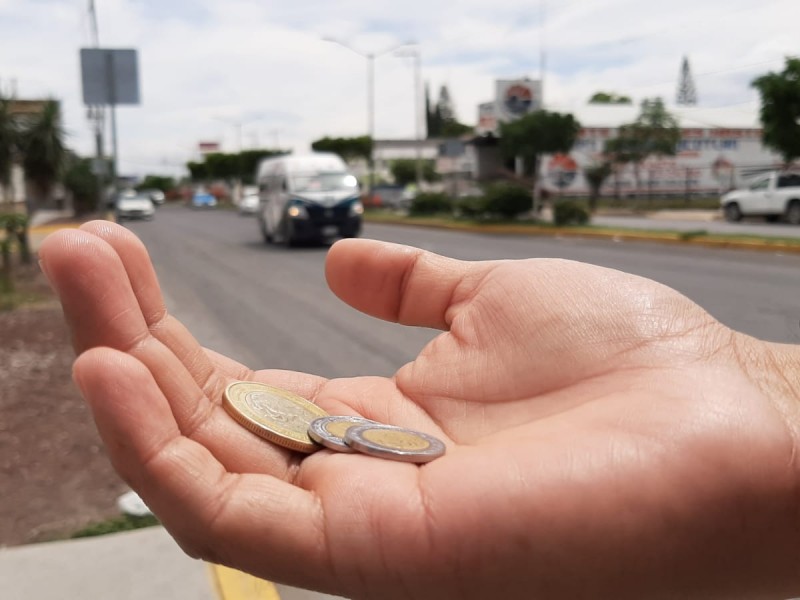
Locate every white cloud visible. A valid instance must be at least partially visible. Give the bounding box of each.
[0,0,797,177]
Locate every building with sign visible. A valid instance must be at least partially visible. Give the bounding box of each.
[539,103,779,196]
[476,78,543,136]
[471,84,780,196]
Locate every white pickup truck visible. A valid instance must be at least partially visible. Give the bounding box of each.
[721,171,800,224]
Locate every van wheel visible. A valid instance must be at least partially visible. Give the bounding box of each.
[259,216,273,243]
[786,200,800,225]
[724,203,742,222]
[282,222,295,248]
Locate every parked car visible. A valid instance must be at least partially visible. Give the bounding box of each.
[115,192,155,221]
[239,192,259,216]
[191,190,218,209]
[142,188,166,205]
[721,171,800,224]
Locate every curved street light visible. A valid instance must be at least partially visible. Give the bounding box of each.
[322,37,416,194]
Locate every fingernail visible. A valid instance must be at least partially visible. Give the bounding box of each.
[38,259,58,297]
[38,259,51,281]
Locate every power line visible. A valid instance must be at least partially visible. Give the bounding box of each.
[615,58,784,96]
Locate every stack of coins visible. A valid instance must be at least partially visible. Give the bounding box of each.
[223,381,446,464]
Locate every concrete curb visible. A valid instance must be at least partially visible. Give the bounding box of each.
[364,216,800,255]
[27,211,800,255]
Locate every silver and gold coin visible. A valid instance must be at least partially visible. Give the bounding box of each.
[308,415,377,453]
[223,381,329,454]
[344,424,446,463]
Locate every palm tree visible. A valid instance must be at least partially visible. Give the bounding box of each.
[0,95,17,203]
[19,99,66,214]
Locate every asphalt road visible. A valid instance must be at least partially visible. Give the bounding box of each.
[125,206,800,382]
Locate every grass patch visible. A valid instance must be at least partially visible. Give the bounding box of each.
[575,196,722,211]
[0,287,50,311]
[0,261,54,311]
[70,514,160,539]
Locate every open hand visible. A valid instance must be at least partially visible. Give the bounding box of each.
[39,221,800,600]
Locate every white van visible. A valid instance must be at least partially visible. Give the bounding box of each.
[255,153,363,245]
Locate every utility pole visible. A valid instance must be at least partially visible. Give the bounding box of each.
[395,46,423,189]
[87,0,106,212]
[212,115,260,203]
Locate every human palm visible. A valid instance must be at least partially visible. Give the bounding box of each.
[40,221,800,600]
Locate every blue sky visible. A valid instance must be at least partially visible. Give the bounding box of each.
[0,0,796,177]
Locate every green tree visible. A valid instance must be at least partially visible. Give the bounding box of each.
[499,110,581,212]
[604,97,680,196]
[19,100,66,215]
[425,83,473,138]
[390,159,439,186]
[589,91,632,104]
[238,149,285,183]
[583,161,613,213]
[137,175,176,193]
[752,57,800,165]
[0,95,17,201]
[311,136,372,162]
[187,161,209,181]
[186,149,285,184]
[203,152,240,181]
[604,129,644,197]
[62,153,97,216]
[0,212,29,297]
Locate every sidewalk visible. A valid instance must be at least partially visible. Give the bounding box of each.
[0,526,345,600]
[0,527,215,600]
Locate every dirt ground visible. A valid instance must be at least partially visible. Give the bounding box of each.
[0,265,129,547]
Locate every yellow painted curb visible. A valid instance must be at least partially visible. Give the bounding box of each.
[29,222,84,234]
[208,563,281,600]
[365,216,800,255]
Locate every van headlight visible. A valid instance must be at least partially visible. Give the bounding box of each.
[349,200,364,216]
[287,203,308,219]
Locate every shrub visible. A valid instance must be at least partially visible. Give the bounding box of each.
[553,200,590,226]
[456,195,489,219]
[409,192,452,216]
[482,183,532,219]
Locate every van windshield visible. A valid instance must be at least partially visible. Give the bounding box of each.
[291,172,358,193]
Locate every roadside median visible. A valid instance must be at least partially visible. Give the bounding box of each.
[363,212,800,254]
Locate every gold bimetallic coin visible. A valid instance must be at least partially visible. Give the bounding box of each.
[308,415,376,453]
[344,424,446,463]
[223,381,329,454]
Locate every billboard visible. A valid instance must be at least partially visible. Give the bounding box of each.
[80,48,140,105]
[198,141,221,154]
[494,79,542,123]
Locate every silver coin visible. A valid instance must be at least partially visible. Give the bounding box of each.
[344,424,446,463]
[308,415,377,453]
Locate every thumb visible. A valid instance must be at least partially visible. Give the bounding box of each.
[325,239,494,330]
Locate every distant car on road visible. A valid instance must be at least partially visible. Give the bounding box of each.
[239,192,259,216]
[115,192,155,221]
[191,190,218,209]
[141,188,166,205]
[721,171,800,224]
[255,152,363,246]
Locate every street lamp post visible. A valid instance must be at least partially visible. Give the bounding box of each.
[212,115,260,204]
[395,47,423,189]
[323,37,414,196]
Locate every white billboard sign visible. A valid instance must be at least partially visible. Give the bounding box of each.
[80,48,140,105]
